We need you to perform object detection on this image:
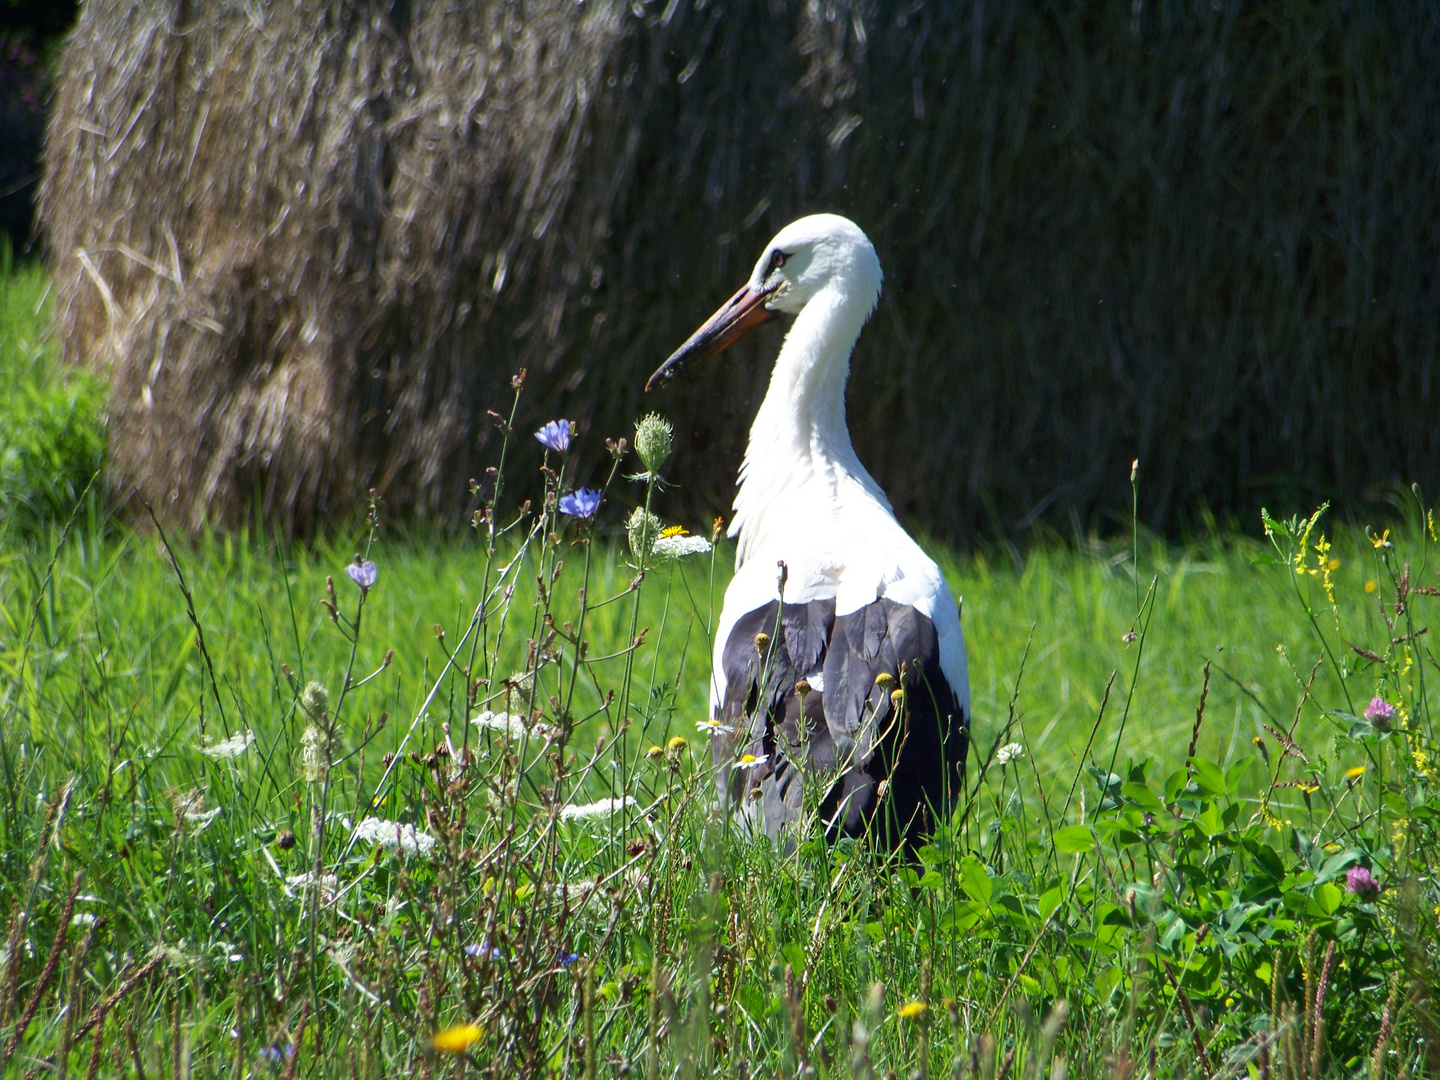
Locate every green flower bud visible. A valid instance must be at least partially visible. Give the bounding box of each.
[634,413,673,475]
[626,507,664,563]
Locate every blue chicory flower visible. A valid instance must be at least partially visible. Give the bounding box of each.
[535,420,573,453]
[558,488,602,519]
[558,951,580,967]
[465,941,503,961]
[346,560,377,591]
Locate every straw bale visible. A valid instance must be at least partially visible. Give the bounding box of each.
[40,1,1440,539]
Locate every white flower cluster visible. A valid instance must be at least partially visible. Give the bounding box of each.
[200,730,255,760]
[995,742,1026,766]
[559,796,637,821]
[352,817,437,855]
[653,534,712,559]
[471,711,529,737]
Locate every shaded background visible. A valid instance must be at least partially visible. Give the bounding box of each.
[26,0,1440,542]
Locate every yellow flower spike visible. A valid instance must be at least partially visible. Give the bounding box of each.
[1344,765,1366,782]
[897,1001,929,1020]
[431,1023,483,1054]
[667,735,687,753]
[1365,580,1377,593]
[645,745,664,760]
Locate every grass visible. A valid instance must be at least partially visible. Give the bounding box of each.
[0,271,1436,1077]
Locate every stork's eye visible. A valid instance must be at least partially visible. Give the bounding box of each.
[768,250,789,275]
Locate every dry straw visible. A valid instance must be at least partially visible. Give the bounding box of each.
[41,1,1440,538]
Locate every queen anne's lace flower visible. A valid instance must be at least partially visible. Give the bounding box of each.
[353,817,437,855]
[201,730,255,759]
[654,534,713,558]
[559,796,637,821]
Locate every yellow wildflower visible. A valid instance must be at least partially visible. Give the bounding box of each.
[667,735,687,753]
[431,1023,483,1054]
[1344,765,1365,782]
[645,745,664,759]
[1365,580,1377,594]
[897,1001,929,1020]
[1371,529,1391,550]
[660,525,688,538]
[891,688,905,705]
[874,672,896,688]
[1298,783,1320,795]
[1327,558,1340,571]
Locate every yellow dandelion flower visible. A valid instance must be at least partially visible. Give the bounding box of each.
[645,745,664,759]
[667,735,687,752]
[1344,765,1366,781]
[660,525,688,538]
[431,1023,483,1054]
[897,1001,929,1020]
[1365,580,1377,593]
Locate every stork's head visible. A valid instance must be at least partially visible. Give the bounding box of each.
[646,213,882,391]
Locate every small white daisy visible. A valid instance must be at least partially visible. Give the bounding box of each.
[696,718,736,736]
[732,753,769,772]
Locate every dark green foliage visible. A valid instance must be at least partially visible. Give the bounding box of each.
[41,1,1440,541]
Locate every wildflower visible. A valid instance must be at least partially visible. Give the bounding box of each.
[754,632,771,651]
[299,680,329,719]
[175,790,220,828]
[258,1044,294,1064]
[559,796,638,821]
[1345,865,1379,898]
[284,872,339,900]
[733,753,769,772]
[874,672,895,689]
[1364,579,1377,593]
[667,735,687,753]
[634,413,674,474]
[645,744,664,759]
[430,1023,483,1054]
[559,488,602,519]
[471,711,530,737]
[626,507,664,561]
[994,742,1025,766]
[201,730,255,760]
[1363,696,1396,727]
[346,559,377,591]
[1298,783,1320,795]
[1371,528,1391,550]
[890,688,905,705]
[352,817,437,855]
[535,419,573,453]
[697,719,736,736]
[897,1001,929,1020]
[1252,736,1270,765]
[558,951,580,968]
[1344,765,1366,782]
[300,725,327,782]
[661,525,687,538]
[653,533,713,559]
[464,942,503,961]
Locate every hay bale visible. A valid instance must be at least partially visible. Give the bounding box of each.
[41,1,1440,539]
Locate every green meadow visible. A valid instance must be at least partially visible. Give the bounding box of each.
[1,261,1436,1078]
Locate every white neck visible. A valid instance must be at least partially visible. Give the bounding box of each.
[730,284,891,566]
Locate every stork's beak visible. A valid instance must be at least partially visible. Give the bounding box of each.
[645,284,779,392]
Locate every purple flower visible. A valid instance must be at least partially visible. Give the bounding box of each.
[465,942,503,961]
[558,951,580,967]
[258,1044,294,1064]
[558,488,602,519]
[535,420,573,453]
[1363,696,1395,727]
[346,560,377,591]
[1345,865,1379,898]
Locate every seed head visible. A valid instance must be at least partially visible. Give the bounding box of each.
[300,680,329,719]
[626,507,664,562]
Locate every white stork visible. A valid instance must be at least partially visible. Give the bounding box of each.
[646,213,971,849]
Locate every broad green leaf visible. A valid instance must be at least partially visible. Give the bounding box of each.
[1189,757,1228,798]
[1053,825,1095,854]
[958,855,993,906]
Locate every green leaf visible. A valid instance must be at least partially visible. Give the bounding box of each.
[1053,825,1095,854]
[958,855,993,906]
[1309,882,1343,917]
[1189,757,1228,798]
[1038,885,1065,923]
